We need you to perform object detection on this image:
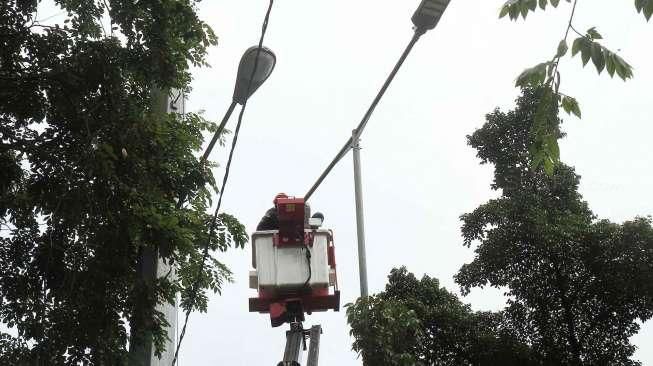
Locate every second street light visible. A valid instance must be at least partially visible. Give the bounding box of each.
[202,46,276,161]
[412,0,450,31]
[304,0,451,297]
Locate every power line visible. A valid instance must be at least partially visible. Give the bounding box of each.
[170,1,275,364]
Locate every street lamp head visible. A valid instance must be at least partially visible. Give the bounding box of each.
[411,0,450,32]
[233,46,276,105]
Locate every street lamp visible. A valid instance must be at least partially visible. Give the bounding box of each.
[233,46,276,105]
[304,0,451,297]
[412,0,450,32]
[202,46,276,161]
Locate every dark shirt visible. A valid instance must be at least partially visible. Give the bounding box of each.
[256,207,278,231]
[255,205,311,231]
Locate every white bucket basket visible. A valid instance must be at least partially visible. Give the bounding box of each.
[250,230,331,292]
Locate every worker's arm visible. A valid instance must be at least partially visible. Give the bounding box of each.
[256,207,278,231]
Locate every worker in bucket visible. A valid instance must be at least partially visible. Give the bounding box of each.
[256,193,311,231]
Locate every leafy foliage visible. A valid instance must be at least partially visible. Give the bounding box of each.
[500,0,646,173]
[635,0,653,21]
[457,88,653,365]
[0,0,245,363]
[500,0,568,21]
[346,267,537,366]
[501,0,653,22]
[0,333,29,365]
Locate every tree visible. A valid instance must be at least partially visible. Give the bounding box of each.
[346,267,537,366]
[499,0,650,172]
[456,87,653,365]
[0,0,246,363]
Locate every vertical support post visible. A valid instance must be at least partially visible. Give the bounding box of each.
[352,129,369,297]
[278,322,304,366]
[306,325,322,366]
[150,255,177,366]
[129,88,180,366]
[152,89,183,366]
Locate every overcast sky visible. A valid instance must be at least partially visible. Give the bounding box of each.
[172,1,653,365]
[6,0,652,365]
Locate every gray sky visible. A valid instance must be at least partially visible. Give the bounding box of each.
[177,1,653,365]
[4,1,651,365]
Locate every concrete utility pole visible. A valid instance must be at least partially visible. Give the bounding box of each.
[128,88,180,366]
[151,89,183,366]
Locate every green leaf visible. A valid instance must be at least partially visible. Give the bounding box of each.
[573,40,633,80]
[545,134,560,161]
[641,0,653,20]
[551,0,560,7]
[580,41,591,66]
[560,96,581,118]
[531,150,546,169]
[571,37,583,56]
[500,0,547,20]
[500,0,521,20]
[644,0,653,22]
[591,43,606,74]
[515,62,549,87]
[499,3,511,18]
[634,0,653,20]
[543,157,555,175]
[561,96,572,114]
[570,98,581,118]
[586,27,603,40]
[556,40,568,58]
[613,54,634,80]
[520,2,530,19]
[509,3,520,20]
[539,0,547,10]
[605,53,616,77]
[526,0,537,11]
[615,60,627,80]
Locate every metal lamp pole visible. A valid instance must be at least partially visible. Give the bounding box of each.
[304,0,451,297]
[351,129,369,296]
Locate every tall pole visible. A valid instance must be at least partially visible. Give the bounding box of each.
[153,89,183,366]
[128,88,180,366]
[128,88,166,366]
[352,129,369,297]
